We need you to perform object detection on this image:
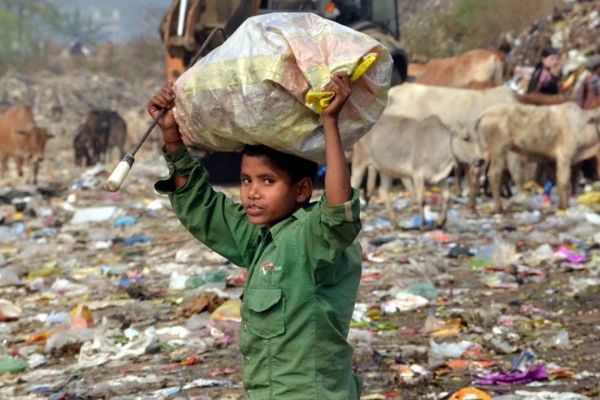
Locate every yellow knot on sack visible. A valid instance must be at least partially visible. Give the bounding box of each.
[305,53,378,114]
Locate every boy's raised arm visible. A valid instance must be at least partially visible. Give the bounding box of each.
[148,81,188,189]
[321,73,352,205]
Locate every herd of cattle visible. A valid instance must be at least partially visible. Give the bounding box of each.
[351,49,600,228]
[0,48,599,229]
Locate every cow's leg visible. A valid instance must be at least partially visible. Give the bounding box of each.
[15,156,24,178]
[350,160,367,197]
[467,163,482,212]
[437,185,450,229]
[380,174,396,225]
[506,152,524,193]
[453,163,463,196]
[31,159,41,186]
[570,162,580,195]
[365,164,378,203]
[596,151,600,181]
[489,154,506,213]
[412,174,426,230]
[556,158,571,210]
[401,177,415,202]
[0,155,7,178]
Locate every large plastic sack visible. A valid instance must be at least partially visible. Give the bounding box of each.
[173,12,393,162]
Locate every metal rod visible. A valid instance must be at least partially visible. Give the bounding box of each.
[176,0,189,36]
[131,109,166,157]
[188,28,227,67]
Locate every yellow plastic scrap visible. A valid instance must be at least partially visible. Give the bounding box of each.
[577,191,600,206]
[70,304,94,329]
[305,53,378,114]
[211,299,242,322]
[449,387,492,400]
[523,180,543,193]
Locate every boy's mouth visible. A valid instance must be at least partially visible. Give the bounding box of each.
[245,204,263,216]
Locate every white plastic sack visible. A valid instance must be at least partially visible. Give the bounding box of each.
[173,12,393,162]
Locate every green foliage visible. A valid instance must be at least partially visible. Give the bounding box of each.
[55,8,108,44]
[0,1,109,75]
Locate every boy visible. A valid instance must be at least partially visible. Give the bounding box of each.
[149,73,363,399]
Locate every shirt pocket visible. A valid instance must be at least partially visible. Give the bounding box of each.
[245,288,285,339]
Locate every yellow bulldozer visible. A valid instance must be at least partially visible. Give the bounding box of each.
[160,0,408,83]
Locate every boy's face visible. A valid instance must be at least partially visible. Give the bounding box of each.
[240,155,311,227]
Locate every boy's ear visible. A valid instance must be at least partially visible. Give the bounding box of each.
[295,177,313,203]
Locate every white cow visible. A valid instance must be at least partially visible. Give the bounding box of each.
[351,83,519,209]
[476,102,600,212]
[366,114,484,229]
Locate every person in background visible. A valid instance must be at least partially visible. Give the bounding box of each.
[575,54,600,109]
[527,46,562,95]
[527,47,563,203]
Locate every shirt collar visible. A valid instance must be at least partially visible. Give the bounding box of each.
[261,202,316,240]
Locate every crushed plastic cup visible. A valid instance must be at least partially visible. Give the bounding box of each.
[0,357,28,375]
[0,299,22,321]
[381,293,429,314]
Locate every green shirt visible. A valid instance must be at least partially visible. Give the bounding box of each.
[155,146,363,400]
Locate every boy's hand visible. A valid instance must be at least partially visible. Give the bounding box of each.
[148,80,180,142]
[321,72,351,123]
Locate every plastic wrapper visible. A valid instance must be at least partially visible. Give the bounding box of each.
[173,12,393,162]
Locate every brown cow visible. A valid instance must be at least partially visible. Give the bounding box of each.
[0,106,53,185]
[416,49,505,88]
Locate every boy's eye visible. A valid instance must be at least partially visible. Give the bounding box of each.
[264,178,274,185]
[241,177,250,185]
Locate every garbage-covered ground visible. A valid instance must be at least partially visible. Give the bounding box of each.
[1,132,600,399]
[2,1,600,397]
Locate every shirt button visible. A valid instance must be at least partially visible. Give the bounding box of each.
[243,323,247,331]
[246,356,250,362]
[167,162,174,169]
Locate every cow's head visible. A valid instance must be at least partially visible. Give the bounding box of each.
[451,122,485,168]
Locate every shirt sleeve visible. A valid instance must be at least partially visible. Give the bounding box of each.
[154,146,259,268]
[301,189,362,273]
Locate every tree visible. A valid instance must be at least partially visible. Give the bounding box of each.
[0,0,62,73]
[55,8,108,45]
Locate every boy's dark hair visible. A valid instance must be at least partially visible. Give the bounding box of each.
[242,145,318,184]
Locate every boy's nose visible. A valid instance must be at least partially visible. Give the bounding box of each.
[248,185,261,199]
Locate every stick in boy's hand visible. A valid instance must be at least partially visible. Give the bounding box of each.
[105,81,181,192]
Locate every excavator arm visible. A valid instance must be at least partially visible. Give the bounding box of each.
[160,0,260,81]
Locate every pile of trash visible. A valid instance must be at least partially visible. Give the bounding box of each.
[509,0,600,67]
[1,145,600,399]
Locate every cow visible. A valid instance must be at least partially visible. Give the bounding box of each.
[365,114,484,229]
[73,125,90,167]
[77,110,127,166]
[415,49,505,88]
[476,102,600,212]
[351,83,520,209]
[0,106,53,185]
